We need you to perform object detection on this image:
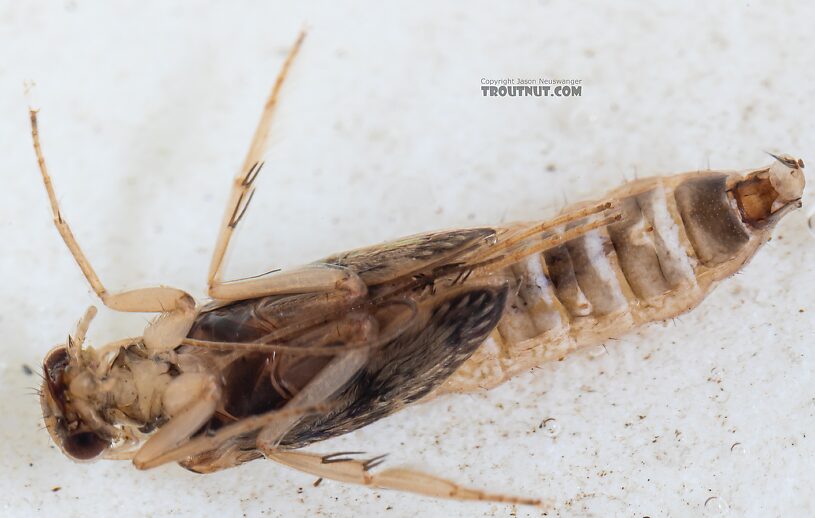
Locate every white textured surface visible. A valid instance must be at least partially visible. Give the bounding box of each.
[3,1,815,516]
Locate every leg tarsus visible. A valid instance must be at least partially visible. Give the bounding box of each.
[30,107,109,303]
[30,108,196,320]
[208,30,307,291]
[265,449,543,506]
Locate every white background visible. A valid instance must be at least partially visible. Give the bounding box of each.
[2,1,815,516]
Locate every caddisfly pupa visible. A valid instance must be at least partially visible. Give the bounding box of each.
[32,31,804,506]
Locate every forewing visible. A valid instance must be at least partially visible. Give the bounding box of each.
[322,228,496,286]
[190,228,498,351]
[277,284,509,448]
[190,288,359,343]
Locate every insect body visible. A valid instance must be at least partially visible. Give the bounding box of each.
[33,31,804,506]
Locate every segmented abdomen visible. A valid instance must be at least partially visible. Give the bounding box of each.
[442,171,770,393]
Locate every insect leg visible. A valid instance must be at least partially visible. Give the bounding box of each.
[29,109,196,321]
[182,298,417,358]
[138,318,382,469]
[208,263,366,302]
[263,449,543,506]
[207,30,306,295]
[71,306,96,349]
[449,200,615,271]
[492,200,615,254]
[464,210,622,274]
[256,348,369,446]
[65,306,97,361]
[132,401,336,469]
[132,373,221,469]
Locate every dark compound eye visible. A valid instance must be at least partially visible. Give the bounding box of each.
[63,431,108,460]
[44,347,69,383]
[43,347,71,412]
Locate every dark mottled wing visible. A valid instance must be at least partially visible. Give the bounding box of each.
[188,228,498,345]
[190,291,336,343]
[322,228,496,285]
[278,285,508,448]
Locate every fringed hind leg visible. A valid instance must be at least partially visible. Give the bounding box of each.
[264,449,544,506]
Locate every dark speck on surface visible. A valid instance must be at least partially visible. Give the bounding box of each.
[22,364,34,376]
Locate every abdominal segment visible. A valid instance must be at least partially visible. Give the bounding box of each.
[441,170,774,394]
